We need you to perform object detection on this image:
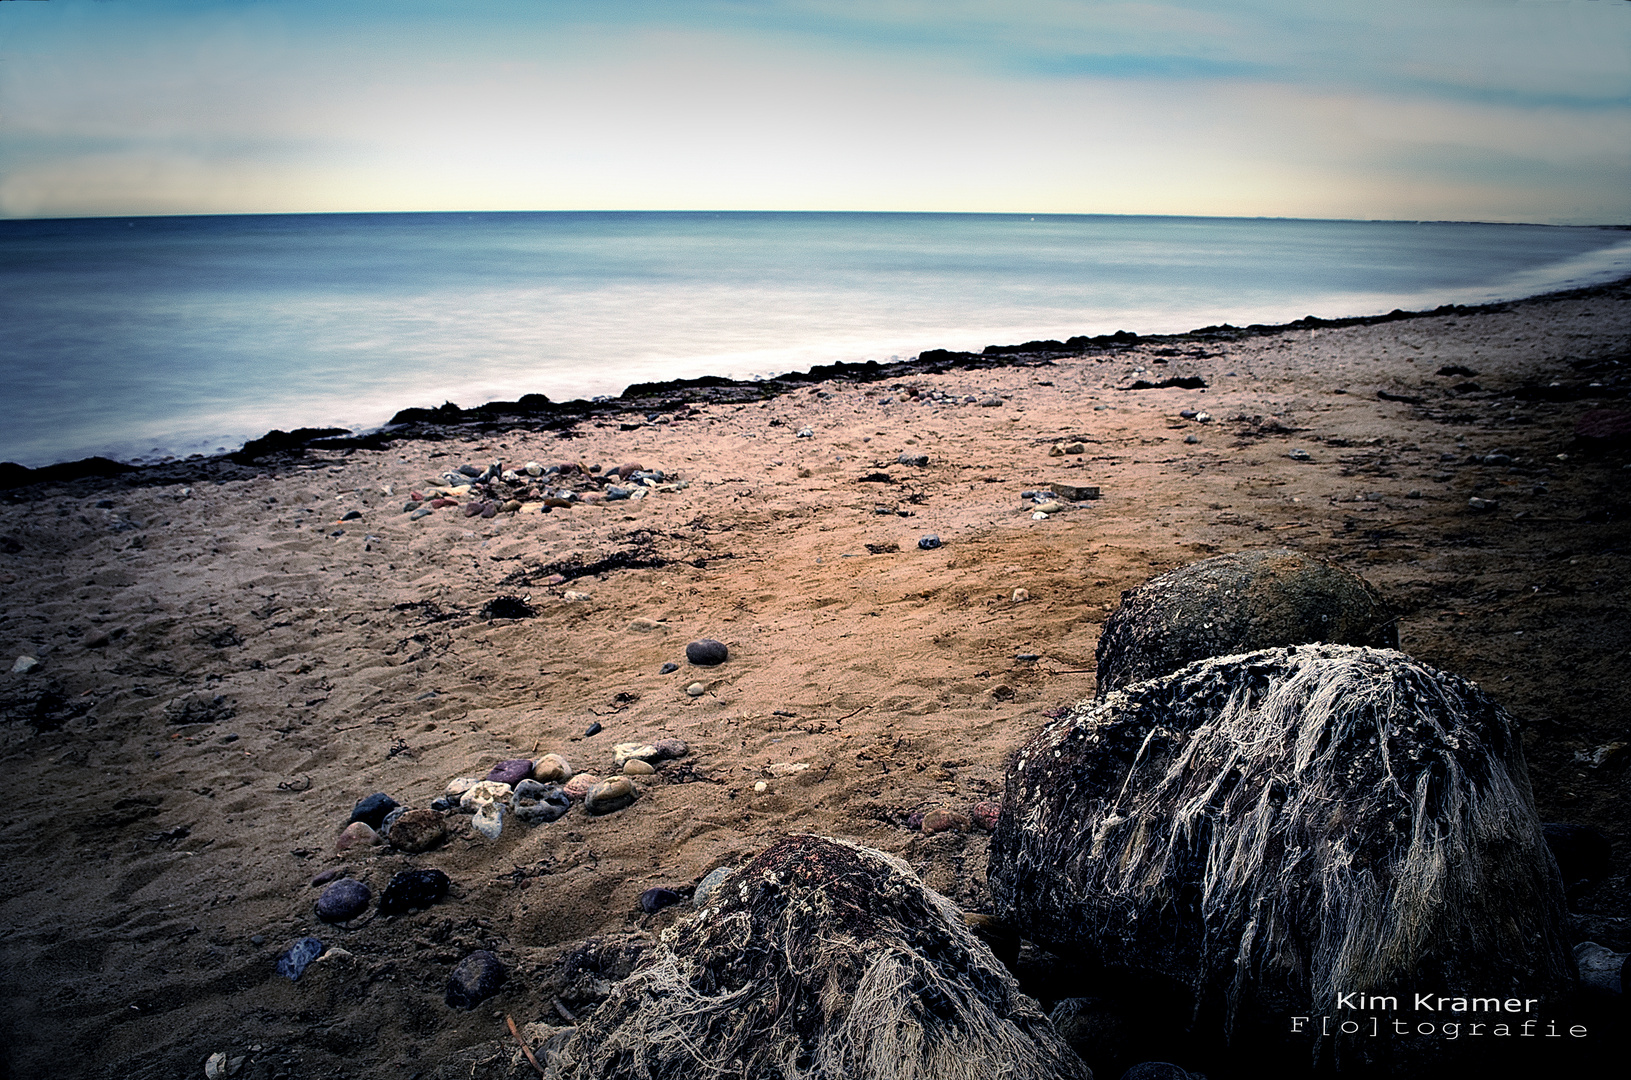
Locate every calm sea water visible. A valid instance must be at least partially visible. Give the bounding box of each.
[3,211,1628,468]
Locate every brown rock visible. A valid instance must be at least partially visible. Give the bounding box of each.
[334,821,382,852]
[920,809,970,834]
[387,808,447,853]
[562,773,601,801]
[971,801,1001,831]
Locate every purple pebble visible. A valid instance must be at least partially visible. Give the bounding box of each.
[485,759,534,787]
[315,878,371,922]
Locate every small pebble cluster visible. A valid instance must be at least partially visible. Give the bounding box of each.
[397,458,688,522]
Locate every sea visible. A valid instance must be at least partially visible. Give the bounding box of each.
[3,211,1629,469]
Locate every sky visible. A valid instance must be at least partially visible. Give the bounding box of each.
[1,0,1628,223]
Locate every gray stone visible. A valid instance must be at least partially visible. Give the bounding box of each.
[348,793,399,829]
[315,879,371,922]
[917,534,942,550]
[693,866,735,907]
[445,950,507,1009]
[511,779,570,823]
[276,937,324,980]
[686,638,729,665]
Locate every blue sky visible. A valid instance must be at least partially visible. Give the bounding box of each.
[2,0,1628,222]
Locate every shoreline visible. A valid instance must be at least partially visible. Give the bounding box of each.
[0,266,1627,1079]
[5,274,1629,493]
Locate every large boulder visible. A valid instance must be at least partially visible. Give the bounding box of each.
[544,834,1090,1080]
[990,645,1573,1074]
[1094,549,1397,696]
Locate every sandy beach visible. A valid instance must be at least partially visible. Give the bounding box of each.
[2,279,1628,1080]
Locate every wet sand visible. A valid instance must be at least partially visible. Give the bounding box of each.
[1,279,1628,1079]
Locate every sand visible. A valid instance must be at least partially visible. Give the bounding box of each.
[1,279,1628,1080]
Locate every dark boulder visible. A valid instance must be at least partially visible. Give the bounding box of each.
[990,645,1573,1074]
[1094,549,1397,696]
[547,834,1090,1080]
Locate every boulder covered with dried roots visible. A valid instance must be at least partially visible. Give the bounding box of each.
[544,834,1090,1080]
[1094,549,1398,696]
[989,645,1574,1074]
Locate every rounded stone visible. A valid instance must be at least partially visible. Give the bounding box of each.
[562,773,602,801]
[445,950,507,1009]
[693,865,735,907]
[623,759,655,776]
[920,809,970,834]
[640,887,684,914]
[378,868,450,916]
[685,682,706,697]
[511,779,571,823]
[971,801,1002,831]
[348,792,399,829]
[315,878,371,922]
[334,821,382,852]
[585,776,638,815]
[917,534,942,550]
[1095,548,1399,696]
[685,638,729,666]
[386,809,447,853]
[532,753,573,783]
[651,738,688,760]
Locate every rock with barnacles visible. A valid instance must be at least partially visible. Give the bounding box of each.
[1093,549,1397,696]
[543,834,1090,1080]
[989,645,1573,1074]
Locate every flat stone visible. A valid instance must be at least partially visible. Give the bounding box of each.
[532,753,573,783]
[310,867,345,888]
[315,879,372,922]
[1049,482,1100,501]
[276,937,324,981]
[485,759,533,787]
[444,776,482,798]
[659,662,679,674]
[765,762,809,778]
[378,868,450,916]
[511,779,570,823]
[921,809,971,834]
[334,821,382,852]
[10,655,39,674]
[629,618,666,632]
[623,759,655,776]
[457,781,513,810]
[445,950,507,1009]
[585,776,638,814]
[1032,501,1064,514]
[387,809,447,853]
[614,742,659,765]
[686,638,729,665]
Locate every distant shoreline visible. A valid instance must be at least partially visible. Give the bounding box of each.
[4,272,1628,492]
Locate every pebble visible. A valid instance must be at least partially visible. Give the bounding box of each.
[1179,409,1198,419]
[920,809,971,834]
[979,397,1003,407]
[349,793,399,829]
[315,879,372,922]
[563,590,593,601]
[1032,501,1064,514]
[83,629,111,649]
[485,759,534,787]
[459,781,513,839]
[686,638,729,665]
[387,809,448,853]
[765,762,809,778]
[10,656,39,674]
[585,776,638,814]
[532,753,573,783]
[410,508,433,520]
[310,867,345,888]
[525,462,543,476]
[651,737,687,759]
[511,779,571,823]
[623,759,655,776]
[629,618,665,632]
[276,937,324,981]
[1050,482,1100,501]
[640,887,685,914]
[584,721,603,737]
[1184,434,1200,444]
[1195,412,1212,423]
[1011,588,1030,602]
[1287,448,1312,461]
[1032,511,1049,520]
[1468,496,1499,512]
[896,453,929,466]
[378,868,450,915]
[694,866,735,907]
[501,500,522,514]
[334,821,382,852]
[445,950,507,1009]
[340,509,362,521]
[971,801,1002,831]
[659,662,679,674]
[444,776,481,799]
[685,682,707,697]
[918,534,942,550]
[562,773,602,800]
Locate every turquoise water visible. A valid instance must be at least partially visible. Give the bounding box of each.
[2,211,1628,468]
